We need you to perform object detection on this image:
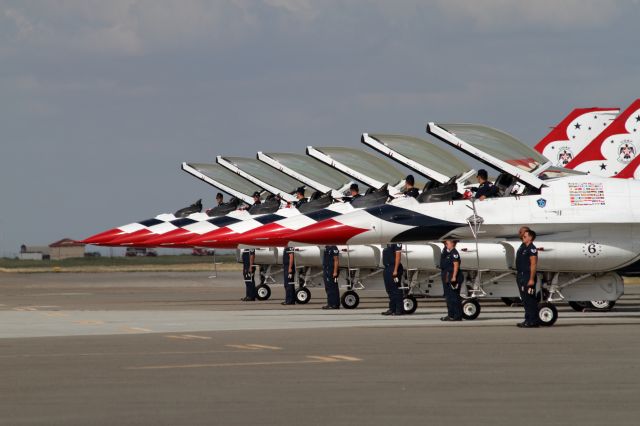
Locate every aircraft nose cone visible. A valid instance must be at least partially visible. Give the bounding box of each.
[227,224,294,247]
[82,228,124,245]
[143,229,192,247]
[106,229,154,246]
[186,227,239,249]
[290,219,368,245]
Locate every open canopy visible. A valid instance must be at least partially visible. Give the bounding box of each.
[363,133,471,183]
[217,156,305,202]
[258,152,356,195]
[181,162,260,204]
[306,146,406,189]
[427,123,548,190]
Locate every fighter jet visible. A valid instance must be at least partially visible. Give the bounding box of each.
[284,123,635,320]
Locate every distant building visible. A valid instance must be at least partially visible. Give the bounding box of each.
[49,239,86,260]
[19,239,86,261]
[19,245,50,261]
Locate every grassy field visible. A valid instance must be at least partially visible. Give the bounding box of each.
[0,255,241,273]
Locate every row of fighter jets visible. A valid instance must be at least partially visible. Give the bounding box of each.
[83,99,640,325]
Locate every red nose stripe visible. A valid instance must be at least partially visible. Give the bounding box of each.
[225,223,294,247]
[143,229,192,247]
[290,219,367,245]
[106,229,154,246]
[186,228,239,249]
[82,228,125,245]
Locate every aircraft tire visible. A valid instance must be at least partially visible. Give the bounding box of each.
[538,302,558,327]
[256,284,271,301]
[462,299,481,320]
[402,295,418,315]
[589,300,615,311]
[341,290,360,309]
[295,287,311,304]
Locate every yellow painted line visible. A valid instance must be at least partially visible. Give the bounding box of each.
[181,335,211,340]
[126,355,362,371]
[225,344,262,350]
[166,334,211,340]
[245,344,282,350]
[306,356,340,362]
[41,312,69,318]
[328,355,362,361]
[225,344,282,350]
[73,320,105,325]
[13,305,60,311]
[120,326,153,333]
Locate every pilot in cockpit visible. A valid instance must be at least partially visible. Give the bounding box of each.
[471,169,498,200]
[403,175,420,198]
[293,187,307,208]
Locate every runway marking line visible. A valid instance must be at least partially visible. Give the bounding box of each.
[225,344,282,350]
[72,320,105,325]
[125,354,362,370]
[165,334,211,340]
[13,305,60,311]
[121,326,153,333]
[41,312,69,318]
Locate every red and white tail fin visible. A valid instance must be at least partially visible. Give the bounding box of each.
[534,107,618,167]
[565,99,640,177]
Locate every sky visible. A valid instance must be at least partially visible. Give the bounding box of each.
[1,0,640,256]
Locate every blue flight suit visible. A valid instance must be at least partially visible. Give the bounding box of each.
[382,243,404,314]
[241,248,256,300]
[474,181,498,199]
[516,242,539,325]
[283,246,296,304]
[293,198,307,209]
[323,245,340,308]
[440,247,464,320]
[405,187,420,198]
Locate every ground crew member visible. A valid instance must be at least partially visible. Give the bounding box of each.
[322,245,340,309]
[381,243,404,316]
[440,239,463,321]
[472,169,498,200]
[293,187,307,208]
[516,229,539,328]
[241,248,256,301]
[404,175,420,198]
[282,246,296,305]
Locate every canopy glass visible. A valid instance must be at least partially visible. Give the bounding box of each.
[312,147,406,186]
[368,134,470,178]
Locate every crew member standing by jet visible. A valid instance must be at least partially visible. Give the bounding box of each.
[293,187,307,208]
[472,169,498,200]
[241,248,256,301]
[282,246,296,305]
[404,175,420,198]
[440,239,463,321]
[516,229,540,328]
[381,243,404,316]
[322,245,340,309]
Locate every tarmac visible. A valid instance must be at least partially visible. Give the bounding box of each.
[1,271,639,425]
